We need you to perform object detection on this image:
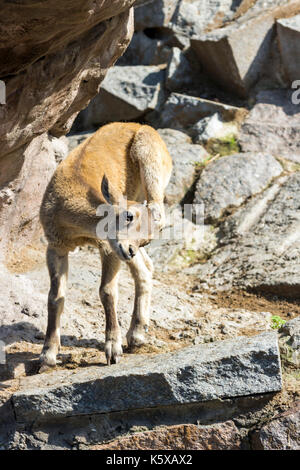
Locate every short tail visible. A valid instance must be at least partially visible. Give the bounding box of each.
[130,125,172,204]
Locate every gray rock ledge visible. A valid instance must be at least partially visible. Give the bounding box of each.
[12,332,282,422]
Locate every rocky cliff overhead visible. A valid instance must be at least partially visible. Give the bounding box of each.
[0,0,136,267]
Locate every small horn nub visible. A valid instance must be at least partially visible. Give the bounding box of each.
[101,174,111,205]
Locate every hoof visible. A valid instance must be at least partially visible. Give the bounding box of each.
[105,339,123,366]
[126,328,147,349]
[39,363,56,374]
[39,347,57,373]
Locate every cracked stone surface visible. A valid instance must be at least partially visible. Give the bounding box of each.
[193,152,283,223]
[252,402,300,450]
[187,172,300,298]
[239,89,300,163]
[12,332,281,422]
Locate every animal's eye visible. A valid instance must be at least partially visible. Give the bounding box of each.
[126,211,134,222]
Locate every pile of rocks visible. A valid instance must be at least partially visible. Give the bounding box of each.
[2,325,299,449]
[73,0,300,132]
[70,4,300,296]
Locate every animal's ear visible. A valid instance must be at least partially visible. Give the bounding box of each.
[101,174,123,206]
[101,174,113,205]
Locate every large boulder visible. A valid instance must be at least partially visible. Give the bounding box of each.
[277,14,300,83]
[191,11,274,97]
[170,0,245,37]
[187,172,300,298]
[191,1,300,97]
[193,153,283,223]
[73,65,165,131]
[0,1,135,263]
[252,403,300,450]
[148,92,246,131]
[239,89,300,163]
[165,142,208,205]
[165,47,195,92]
[93,421,243,450]
[134,0,179,31]
[117,31,172,66]
[12,332,282,422]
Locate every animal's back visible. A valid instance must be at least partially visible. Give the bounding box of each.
[72,122,144,200]
[40,122,172,248]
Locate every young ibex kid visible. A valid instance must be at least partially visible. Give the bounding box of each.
[39,122,172,369]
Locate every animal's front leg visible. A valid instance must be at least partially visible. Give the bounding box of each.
[127,248,153,348]
[40,246,69,371]
[99,250,122,365]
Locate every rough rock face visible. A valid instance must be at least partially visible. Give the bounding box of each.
[170,0,245,37]
[146,206,204,270]
[134,0,178,31]
[73,65,165,130]
[12,332,282,422]
[0,0,135,262]
[0,134,57,268]
[191,1,300,97]
[165,142,208,205]
[93,421,243,450]
[277,14,300,83]
[118,31,172,66]
[280,318,300,352]
[191,113,239,144]
[191,11,275,97]
[156,128,205,206]
[148,92,246,131]
[165,47,194,92]
[193,152,283,223]
[252,403,300,450]
[239,90,300,163]
[279,317,300,369]
[157,128,191,146]
[188,172,300,298]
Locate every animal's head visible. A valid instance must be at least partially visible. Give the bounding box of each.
[97,175,164,261]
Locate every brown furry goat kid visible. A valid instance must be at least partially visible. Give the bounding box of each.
[39,122,172,369]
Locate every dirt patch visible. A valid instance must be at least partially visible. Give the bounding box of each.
[5,242,46,274]
[4,333,187,380]
[2,256,299,383]
[209,290,300,320]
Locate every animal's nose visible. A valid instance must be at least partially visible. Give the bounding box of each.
[128,246,136,258]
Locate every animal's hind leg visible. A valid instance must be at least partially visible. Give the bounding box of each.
[126,248,153,348]
[40,246,69,370]
[131,126,171,231]
[99,248,122,365]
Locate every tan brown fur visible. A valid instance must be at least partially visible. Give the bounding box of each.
[39,122,172,368]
